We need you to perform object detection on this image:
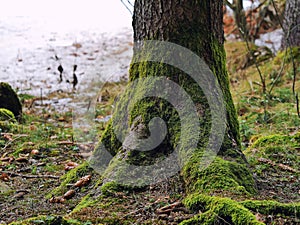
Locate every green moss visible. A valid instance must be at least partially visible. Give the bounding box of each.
[182,194,263,225]
[69,183,125,219]
[179,210,219,225]
[100,181,123,196]
[0,108,16,122]
[47,162,93,198]
[250,134,291,148]
[211,37,241,149]
[129,37,241,154]
[18,93,35,103]
[95,121,121,157]
[241,200,300,217]
[0,108,17,132]
[183,155,256,195]
[274,46,300,65]
[93,69,199,180]
[244,133,300,170]
[97,42,246,188]
[0,121,16,133]
[69,194,135,225]
[71,194,96,214]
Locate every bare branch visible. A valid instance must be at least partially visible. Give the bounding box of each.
[121,0,134,15]
[224,0,234,10]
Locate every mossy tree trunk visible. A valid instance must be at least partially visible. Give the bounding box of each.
[281,0,300,48]
[53,1,263,224]
[91,0,255,193]
[131,0,241,155]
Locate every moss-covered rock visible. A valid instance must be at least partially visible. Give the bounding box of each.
[0,82,22,120]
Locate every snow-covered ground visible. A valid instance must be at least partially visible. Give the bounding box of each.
[226,0,261,9]
[255,29,284,54]
[0,1,133,98]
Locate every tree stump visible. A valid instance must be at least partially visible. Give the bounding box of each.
[0,82,22,120]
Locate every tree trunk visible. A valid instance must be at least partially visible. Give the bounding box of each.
[52,1,262,224]
[89,0,255,191]
[83,0,258,199]
[225,0,249,41]
[281,0,300,48]
[232,0,249,41]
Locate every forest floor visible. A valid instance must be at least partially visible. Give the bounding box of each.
[0,37,300,224]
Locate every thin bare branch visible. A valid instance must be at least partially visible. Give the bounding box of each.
[121,0,134,15]
[224,0,234,10]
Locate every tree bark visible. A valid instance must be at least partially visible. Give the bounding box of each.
[281,0,300,48]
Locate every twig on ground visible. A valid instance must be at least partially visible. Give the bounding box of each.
[1,134,29,151]
[258,158,297,173]
[1,171,60,179]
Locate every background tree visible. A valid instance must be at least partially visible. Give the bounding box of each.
[225,0,249,40]
[281,0,300,48]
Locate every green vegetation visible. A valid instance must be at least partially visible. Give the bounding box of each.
[226,43,300,148]
[0,108,16,122]
[0,108,17,133]
[241,200,300,217]
[183,194,264,225]
[183,156,256,196]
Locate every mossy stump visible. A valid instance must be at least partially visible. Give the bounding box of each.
[0,82,22,121]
